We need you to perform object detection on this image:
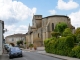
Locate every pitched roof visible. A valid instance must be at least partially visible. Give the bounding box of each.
[43,15,69,19]
[5,33,26,38]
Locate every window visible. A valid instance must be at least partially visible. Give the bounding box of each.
[38,33,39,38]
[12,38,14,41]
[52,23,54,31]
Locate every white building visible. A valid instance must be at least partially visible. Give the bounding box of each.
[5,34,26,46]
[0,20,4,55]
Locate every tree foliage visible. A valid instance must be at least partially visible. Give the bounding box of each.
[55,22,68,33]
[51,32,60,38]
[76,34,80,43]
[63,28,72,37]
[17,40,23,46]
[75,27,80,36]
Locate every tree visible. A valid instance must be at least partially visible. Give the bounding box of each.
[55,22,68,33]
[63,28,72,37]
[24,42,27,44]
[75,27,80,36]
[51,32,60,38]
[29,44,33,50]
[17,40,23,46]
[10,43,15,47]
[76,34,80,43]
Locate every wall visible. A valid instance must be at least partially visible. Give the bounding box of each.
[27,15,74,47]
[47,16,71,31]
[5,37,26,46]
[42,16,72,42]
[33,28,43,47]
[0,21,3,55]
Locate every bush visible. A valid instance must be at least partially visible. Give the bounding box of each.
[44,36,74,56]
[72,46,80,58]
[71,34,76,43]
[63,28,72,37]
[29,44,33,47]
[56,36,74,56]
[51,32,60,38]
[65,36,74,48]
[76,34,80,43]
[44,37,57,53]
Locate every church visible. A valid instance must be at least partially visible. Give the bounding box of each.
[26,15,75,47]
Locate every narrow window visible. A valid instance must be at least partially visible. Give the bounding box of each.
[52,23,54,31]
[12,38,14,41]
[38,33,39,38]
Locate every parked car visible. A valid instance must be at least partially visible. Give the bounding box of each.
[4,44,12,52]
[9,47,23,59]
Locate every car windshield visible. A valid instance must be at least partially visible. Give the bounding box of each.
[11,47,20,51]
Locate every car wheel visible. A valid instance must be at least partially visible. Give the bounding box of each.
[9,55,13,59]
[20,54,23,57]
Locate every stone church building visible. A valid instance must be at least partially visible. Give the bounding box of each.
[26,15,75,47]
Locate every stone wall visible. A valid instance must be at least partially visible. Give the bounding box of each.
[26,15,75,47]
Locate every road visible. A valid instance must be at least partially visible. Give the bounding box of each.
[1,51,63,60]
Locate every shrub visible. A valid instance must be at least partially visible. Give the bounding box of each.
[71,34,76,43]
[55,22,68,33]
[51,32,60,38]
[44,35,75,57]
[29,44,33,47]
[63,28,72,37]
[44,37,57,53]
[72,46,80,58]
[76,34,80,43]
[57,36,74,56]
[65,36,74,48]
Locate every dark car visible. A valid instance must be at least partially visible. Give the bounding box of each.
[9,47,23,59]
[4,44,12,52]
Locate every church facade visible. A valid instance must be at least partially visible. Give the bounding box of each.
[26,15,75,47]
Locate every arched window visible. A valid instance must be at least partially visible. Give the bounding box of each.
[38,33,39,38]
[52,23,54,31]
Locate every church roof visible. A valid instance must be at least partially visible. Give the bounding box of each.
[43,15,69,19]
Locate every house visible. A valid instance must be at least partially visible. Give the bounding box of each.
[26,15,75,47]
[5,33,26,46]
[0,20,4,55]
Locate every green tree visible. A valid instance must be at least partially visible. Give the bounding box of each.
[24,42,27,44]
[75,27,80,36]
[76,34,80,43]
[29,44,33,50]
[63,28,72,37]
[55,22,68,33]
[17,40,23,46]
[51,32,60,38]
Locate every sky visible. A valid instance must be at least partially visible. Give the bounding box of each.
[0,0,80,37]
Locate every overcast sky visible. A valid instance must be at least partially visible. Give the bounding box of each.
[0,0,80,37]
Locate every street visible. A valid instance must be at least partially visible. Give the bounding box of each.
[1,51,63,60]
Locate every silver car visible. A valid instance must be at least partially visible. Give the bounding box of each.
[9,47,23,59]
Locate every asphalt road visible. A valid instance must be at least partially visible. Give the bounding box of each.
[1,51,63,60]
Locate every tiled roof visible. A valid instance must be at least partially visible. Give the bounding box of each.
[5,33,26,38]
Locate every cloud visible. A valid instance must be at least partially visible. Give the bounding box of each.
[49,10,56,15]
[56,0,79,10]
[4,25,28,37]
[0,0,37,25]
[69,10,80,28]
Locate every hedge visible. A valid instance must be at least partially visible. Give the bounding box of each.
[44,36,75,56]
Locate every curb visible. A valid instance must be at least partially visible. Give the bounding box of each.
[38,53,80,60]
[39,53,67,60]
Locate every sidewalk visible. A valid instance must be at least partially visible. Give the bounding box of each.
[0,54,9,60]
[38,51,80,60]
[23,47,45,52]
[23,47,80,60]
